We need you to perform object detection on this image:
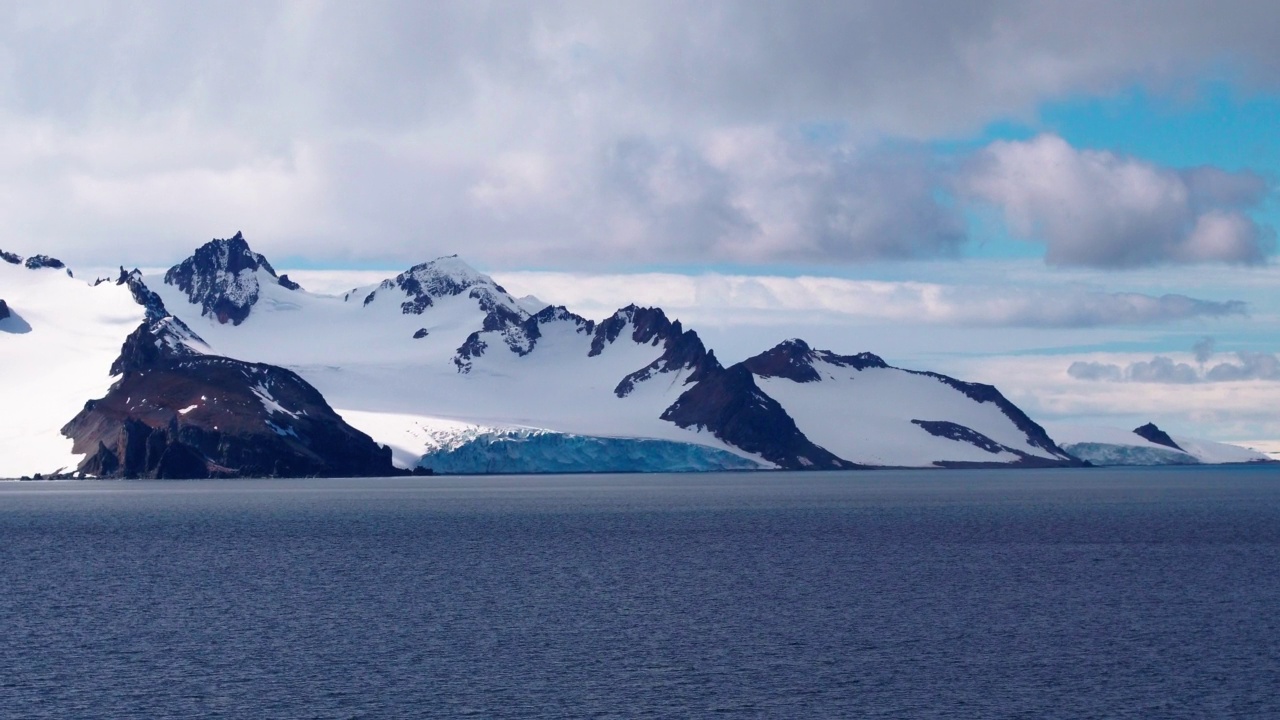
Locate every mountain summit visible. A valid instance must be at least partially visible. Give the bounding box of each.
[164,232,300,325]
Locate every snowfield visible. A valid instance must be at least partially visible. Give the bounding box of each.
[0,260,145,477]
[757,363,1058,467]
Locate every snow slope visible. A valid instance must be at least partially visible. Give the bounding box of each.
[0,258,145,477]
[744,340,1075,468]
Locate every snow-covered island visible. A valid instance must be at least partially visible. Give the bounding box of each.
[0,233,1271,479]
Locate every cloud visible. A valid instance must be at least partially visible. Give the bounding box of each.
[961,134,1275,267]
[948,353,1280,446]
[1069,347,1280,383]
[1193,336,1216,364]
[0,3,1278,268]
[490,270,1246,328]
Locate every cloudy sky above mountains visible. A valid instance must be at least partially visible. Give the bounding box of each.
[4,1,1280,447]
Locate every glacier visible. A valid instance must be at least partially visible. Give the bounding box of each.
[417,428,765,474]
[1061,443,1200,466]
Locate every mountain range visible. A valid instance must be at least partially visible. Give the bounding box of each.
[0,233,1269,478]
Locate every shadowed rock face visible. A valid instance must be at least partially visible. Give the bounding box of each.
[0,299,8,320]
[661,364,858,471]
[64,350,399,479]
[1133,422,1184,451]
[1,249,21,264]
[163,231,294,325]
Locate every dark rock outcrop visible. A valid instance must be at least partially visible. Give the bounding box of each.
[908,419,1073,468]
[911,420,1007,454]
[0,249,20,264]
[63,353,399,479]
[24,254,68,273]
[163,232,295,325]
[661,364,857,471]
[413,328,429,339]
[0,299,31,333]
[743,339,886,383]
[63,267,399,479]
[24,254,62,269]
[1133,422,1184,451]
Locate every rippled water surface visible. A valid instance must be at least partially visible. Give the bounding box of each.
[2,467,1278,718]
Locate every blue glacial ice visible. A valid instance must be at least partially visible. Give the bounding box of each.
[417,429,765,474]
[1062,442,1199,466]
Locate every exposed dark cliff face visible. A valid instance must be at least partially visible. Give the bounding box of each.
[0,299,8,320]
[63,269,399,479]
[660,364,857,471]
[64,351,399,479]
[1,249,21,264]
[1133,422,1184,451]
[742,339,886,383]
[163,231,295,325]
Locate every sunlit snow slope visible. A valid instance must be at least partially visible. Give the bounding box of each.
[741,340,1076,468]
[0,256,144,476]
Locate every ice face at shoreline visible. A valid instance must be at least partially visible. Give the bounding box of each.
[416,428,765,474]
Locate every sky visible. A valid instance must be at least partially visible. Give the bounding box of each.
[3,1,1280,449]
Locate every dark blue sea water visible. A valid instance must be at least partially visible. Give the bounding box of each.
[1,467,1278,718]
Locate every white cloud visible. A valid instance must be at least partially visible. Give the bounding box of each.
[0,3,1278,268]
[961,134,1275,267]
[490,270,1244,328]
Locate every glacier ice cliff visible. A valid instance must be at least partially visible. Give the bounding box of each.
[417,429,764,474]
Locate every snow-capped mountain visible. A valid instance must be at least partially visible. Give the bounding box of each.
[736,339,1077,468]
[130,233,1082,474]
[1,245,401,478]
[15,230,1265,478]
[1048,423,1272,466]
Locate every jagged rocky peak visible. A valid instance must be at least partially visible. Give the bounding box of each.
[1133,422,1183,451]
[164,231,295,325]
[743,338,887,383]
[111,266,206,375]
[589,304,692,357]
[367,254,517,315]
[609,307,722,398]
[0,298,9,320]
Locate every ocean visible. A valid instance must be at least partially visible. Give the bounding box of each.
[1,467,1277,718]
